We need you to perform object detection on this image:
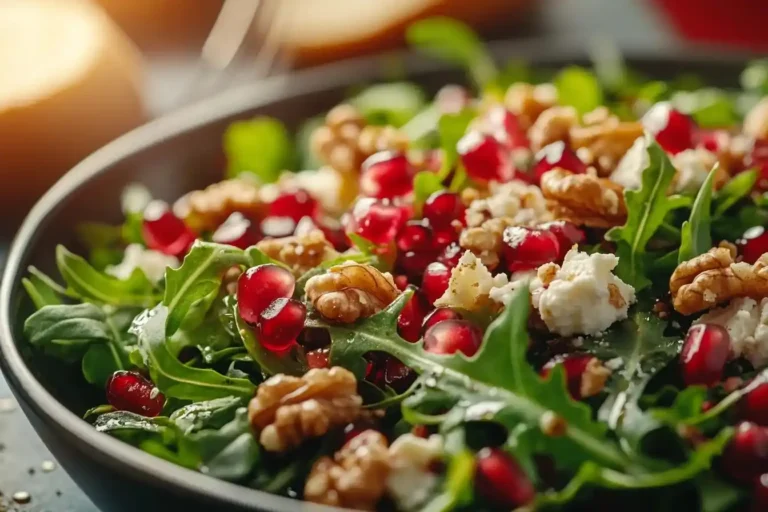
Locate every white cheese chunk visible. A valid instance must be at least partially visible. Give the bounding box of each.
[106,244,179,283]
[434,251,508,310]
[695,298,768,369]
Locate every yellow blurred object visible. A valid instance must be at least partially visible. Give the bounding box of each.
[0,0,146,221]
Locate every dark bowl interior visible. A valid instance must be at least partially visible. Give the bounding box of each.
[0,41,754,512]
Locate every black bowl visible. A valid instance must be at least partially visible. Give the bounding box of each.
[0,41,753,512]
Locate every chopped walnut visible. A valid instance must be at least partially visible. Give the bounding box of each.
[459,225,503,270]
[304,430,390,510]
[173,179,265,232]
[357,125,409,156]
[670,248,768,315]
[255,229,339,277]
[504,83,558,130]
[581,358,612,397]
[528,106,579,152]
[248,367,362,452]
[540,168,627,227]
[570,109,644,176]
[222,265,242,295]
[305,262,400,323]
[311,104,367,174]
[745,97,768,141]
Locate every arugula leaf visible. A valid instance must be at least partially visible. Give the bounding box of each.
[234,305,307,376]
[24,303,112,345]
[22,271,64,309]
[696,473,747,512]
[132,305,255,401]
[554,66,604,115]
[406,17,497,88]
[413,171,444,213]
[437,111,475,180]
[82,343,131,387]
[420,449,475,512]
[350,82,427,127]
[170,396,245,434]
[224,116,293,182]
[56,245,158,307]
[714,169,757,217]
[679,165,718,263]
[607,143,689,290]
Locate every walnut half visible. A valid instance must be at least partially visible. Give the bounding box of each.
[540,168,627,228]
[255,229,339,277]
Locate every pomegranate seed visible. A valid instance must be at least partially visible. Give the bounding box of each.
[457,131,514,182]
[422,262,452,305]
[474,448,535,508]
[436,85,471,115]
[106,371,164,417]
[532,141,587,183]
[423,319,482,356]
[343,425,376,445]
[754,474,768,510]
[360,151,415,199]
[681,323,731,387]
[412,424,430,438]
[748,139,768,191]
[212,212,260,249]
[306,348,330,369]
[394,275,409,291]
[258,298,306,352]
[423,191,465,230]
[396,221,432,252]
[722,422,768,483]
[541,354,597,400]
[736,226,768,264]
[296,216,350,252]
[437,243,462,268]
[740,380,768,426]
[142,200,196,257]
[346,198,409,246]
[539,220,585,259]
[696,129,729,153]
[399,251,437,277]
[398,292,431,342]
[433,227,459,249]
[237,264,295,324]
[642,102,695,155]
[501,226,560,272]
[486,106,529,149]
[268,189,319,223]
[383,357,416,392]
[422,307,462,332]
[260,216,296,238]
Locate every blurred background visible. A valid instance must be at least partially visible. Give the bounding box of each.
[0,0,767,509]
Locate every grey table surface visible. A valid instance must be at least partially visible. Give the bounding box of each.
[0,1,675,510]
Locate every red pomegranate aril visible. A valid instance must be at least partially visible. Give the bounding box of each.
[106,371,165,417]
[457,131,514,182]
[422,262,452,305]
[423,319,482,356]
[347,198,409,246]
[423,307,463,332]
[384,357,416,393]
[642,102,695,155]
[539,220,585,259]
[740,380,768,426]
[398,292,431,342]
[437,243,462,268]
[258,298,306,351]
[540,354,595,400]
[474,448,535,508]
[754,474,768,511]
[394,275,409,291]
[268,188,319,223]
[260,216,296,238]
[296,216,350,252]
[142,200,197,257]
[502,226,560,272]
[212,212,260,249]
[436,84,471,115]
[423,191,465,230]
[532,141,587,183]
[486,105,529,149]
[433,227,459,249]
[396,221,432,252]
[399,250,438,277]
[306,348,330,369]
[736,226,768,264]
[681,323,731,387]
[749,139,768,191]
[237,264,296,324]
[722,422,768,483]
[360,151,414,199]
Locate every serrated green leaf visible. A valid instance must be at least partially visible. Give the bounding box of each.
[714,168,757,217]
[679,165,718,263]
[555,66,604,115]
[224,116,293,182]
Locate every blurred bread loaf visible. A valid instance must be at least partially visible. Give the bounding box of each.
[0,0,145,221]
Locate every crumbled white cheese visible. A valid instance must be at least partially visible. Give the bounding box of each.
[489,270,536,305]
[465,179,551,227]
[610,134,650,190]
[106,244,179,283]
[530,248,636,336]
[434,251,508,310]
[695,298,768,368]
[386,434,443,511]
[671,148,718,194]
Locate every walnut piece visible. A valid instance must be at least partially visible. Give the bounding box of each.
[670,248,768,315]
[304,430,390,510]
[504,83,558,131]
[540,168,627,227]
[255,229,339,277]
[173,179,265,232]
[248,367,362,452]
[745,97,768,141]
[305,262,400,323]
[570,111,644,176]
[528,106,579,152]
[357,125,409,156]
[581,358,612,397]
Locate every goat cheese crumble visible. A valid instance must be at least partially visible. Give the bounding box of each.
[434,251,508,310]
[106,244,179,283]
[695,297,768,368]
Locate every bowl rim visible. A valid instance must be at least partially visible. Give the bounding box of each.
[0,39,756,512]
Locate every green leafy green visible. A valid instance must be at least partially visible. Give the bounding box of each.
[170,396,245,434]
[554,66,604,115]
[406,17,497,88]
[413,171,444,213]
[607,143,690,290]
[22,270,64,309]
[679,165,718,263]
[437,111,475,180]
[421,449,475,512]
[224,116,293,182]
[714,169,757,217]
[350,82,427,127]
[81,343,131,387]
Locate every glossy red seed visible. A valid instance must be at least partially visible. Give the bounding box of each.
[749,140,768,191]
[642,102,695,155]
[260,216,296,238]
[436,84,471,115]
[722,422,768,483]
[486,105,529,149]
[532,141,587,183]
[540,354,595,400]
[433,227,459,249]
[737,226,768,264]
[398,293,431,342]
[422,307,463,332]
[142,200,196,257]
[423,191,465,230]
[474,448,535,508]
[437,243,463,268]
[539,220,585,259]
[268,189,319,223]
[212,212,260,249]
[237,264,295,324]
[501,226,561,272]
[422,262,452,305]
[754,473,768,511]
[106,371,164,417]
[383,357,416,393]
[457,131,514,182]
[396,221,432,252]
[347,198,409,246]
[306,348,330,369]
[394,275,409,291]
[740,380,768,426]
[258,298,306,351]
[360,151,415,199]
[399,250,438,277]
[681,323,731,387]
[423,319,482,356]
